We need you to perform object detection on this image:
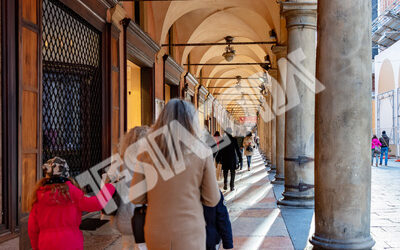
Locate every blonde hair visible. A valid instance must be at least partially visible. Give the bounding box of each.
[120,126,149,157]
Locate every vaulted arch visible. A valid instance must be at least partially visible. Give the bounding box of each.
[159,0,279,45]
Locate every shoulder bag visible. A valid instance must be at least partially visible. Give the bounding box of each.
[131,204,147,243]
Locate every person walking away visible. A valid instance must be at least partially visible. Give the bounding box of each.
[235,134,245,170]
[116,126,149,250]
[218,128,242,191]
[371,135,381,167]
[243,132,255,171]
[28,157,116,250]
[379,130,390,166]
[130,99,220,250]
[203,191,233,250]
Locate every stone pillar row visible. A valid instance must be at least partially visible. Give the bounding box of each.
[272,45,287,185]
[269,69,278,172]
[264,93,272,165]
[278,0,317,208]
[267,0,375,248]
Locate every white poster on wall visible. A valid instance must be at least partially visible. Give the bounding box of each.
[155,98,165,120]
[378,91,394,142]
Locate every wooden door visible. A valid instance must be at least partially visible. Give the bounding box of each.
[19,0,42,248]
[19,0,42,215]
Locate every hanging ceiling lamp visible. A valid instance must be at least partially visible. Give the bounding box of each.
[234,75,242,91]
[222,36,236,62]
[258,72,269,94]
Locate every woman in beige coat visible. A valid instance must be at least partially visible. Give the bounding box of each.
[130,99,220,250]
[243,132,255,171]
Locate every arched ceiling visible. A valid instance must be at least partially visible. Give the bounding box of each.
[149,0,282,120]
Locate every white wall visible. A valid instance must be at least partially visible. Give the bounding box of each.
[375,40,400,155]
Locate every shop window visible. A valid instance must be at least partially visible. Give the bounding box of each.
[165,84,171,103]
[198,101,205,129]
[127,61,142,130]
[42,0,102,177]
[165,83,179,104]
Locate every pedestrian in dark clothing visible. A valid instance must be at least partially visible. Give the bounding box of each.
[217,128,242,191]
[235,135,244,170]
[379,130,390,166]
[203,191,233,250]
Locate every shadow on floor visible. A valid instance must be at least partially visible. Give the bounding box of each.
[268,172,314,250]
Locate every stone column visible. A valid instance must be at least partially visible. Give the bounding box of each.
[310,0,375,248]
[278,0,316,207]
[268,69,278,172]
[272,45,287,184]
[268,92,272,163]
[263,93,271,164]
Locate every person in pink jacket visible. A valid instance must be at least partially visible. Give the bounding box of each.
[28,157,116,250]
[371,135,382,167]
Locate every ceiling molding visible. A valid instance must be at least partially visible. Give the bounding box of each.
[185,72,199,89]
[126,21,161,55]
[165,56,184,85]
[127,43,154,67]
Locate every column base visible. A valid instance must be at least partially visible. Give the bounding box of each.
[310,234,375,250]
[278,191,314,208]
[271,174,284,185]
[269,165,276,173]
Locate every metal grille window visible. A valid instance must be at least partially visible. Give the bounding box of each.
[42,0,102,176]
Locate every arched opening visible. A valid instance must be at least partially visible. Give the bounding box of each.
[377,59,396,145]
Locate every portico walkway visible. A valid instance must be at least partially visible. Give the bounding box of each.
[220,150,294,250]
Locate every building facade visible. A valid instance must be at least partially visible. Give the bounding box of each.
[0,0,233,247]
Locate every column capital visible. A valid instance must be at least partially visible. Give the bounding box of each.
[109,4,127,27]
[272,45,287,59]
[281,1,317,30]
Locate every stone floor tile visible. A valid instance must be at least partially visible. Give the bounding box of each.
[238,208,275,218]
[0,237,19,250]
[266,217,290,237]
[371,160,400,249]
[232,217,279,237]
[83,234,120,250]
[232,236,294,250]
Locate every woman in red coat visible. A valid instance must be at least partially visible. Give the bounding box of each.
[28,157,115,250]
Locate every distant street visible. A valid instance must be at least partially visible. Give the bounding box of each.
[371,159,400,249]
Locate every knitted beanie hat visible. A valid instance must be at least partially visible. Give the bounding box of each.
[42,157,70,178]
